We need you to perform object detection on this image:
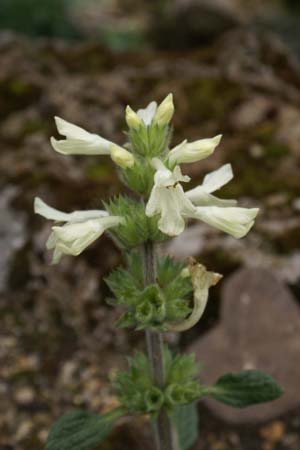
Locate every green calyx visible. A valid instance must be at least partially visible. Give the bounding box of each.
[104,196,166,248]
[128,122,172,158]
[113,351,202,416]
[120,155,155,196]
[105,253,193,330]
[117,122,172,196]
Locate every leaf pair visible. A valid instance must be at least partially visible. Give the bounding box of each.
[45,370,283,450]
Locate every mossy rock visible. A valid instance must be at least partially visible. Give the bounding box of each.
[184,78,243,123]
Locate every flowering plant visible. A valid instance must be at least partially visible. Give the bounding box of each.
[35,94,282,450]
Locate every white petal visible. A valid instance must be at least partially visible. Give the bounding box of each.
[69,210,109,222]
[55,226,101,256]
[153,167,175,187]
[46,231,57,249]
[172,165,191,184]
[189,206,259,238]
[54,117,92,140]
[151,157,168,172]
[151,159,190,187]
[145,186,161,217]
[50,135,111,156]
[202,163,233,193]
[146,184,195,236]
[168,135,221,165]
[137,101,157,126]
[34,197,71,221]
[52,216,123,256]
[51,248,63,265]
[186,189,237,207]
[52,221,98,243]
[157,188,186,236]
[34,197,108,222]
[167,139,187,165]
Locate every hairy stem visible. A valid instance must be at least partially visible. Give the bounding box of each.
[142,241,179,450]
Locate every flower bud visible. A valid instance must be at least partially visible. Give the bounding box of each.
[153,93,174,126]
[168,135,222,165]
[110,144,135,169]
[125,105,142,129]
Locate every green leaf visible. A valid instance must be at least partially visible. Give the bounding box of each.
[173,403,199,450]
[208,370,283,408]
[45,409,124,450]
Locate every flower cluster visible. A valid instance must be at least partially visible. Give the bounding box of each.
[113,350,203,415]
[34,93,259,264]
[105,253,193,330]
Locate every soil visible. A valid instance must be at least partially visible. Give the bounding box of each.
[0,29,300,450]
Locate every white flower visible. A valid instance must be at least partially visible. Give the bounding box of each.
[34,197,123,264]
[146,160,259,238]
[125,94,174,129]
[145,159,193,236]
[51,116,115,156]
[168,135,222,165]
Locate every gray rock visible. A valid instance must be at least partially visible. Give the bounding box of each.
[150,0,245,49]
[0,187,26,292]
[189,268,300,423]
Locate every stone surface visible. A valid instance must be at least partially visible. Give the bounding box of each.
[189,268,300,423]
[0,186,26,292]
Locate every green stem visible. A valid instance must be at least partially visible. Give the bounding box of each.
[142,241,179,450]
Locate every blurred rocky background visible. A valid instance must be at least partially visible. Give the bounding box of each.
[0,1,300,449]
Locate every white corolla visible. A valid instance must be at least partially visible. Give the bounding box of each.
[145,159,259,237]
[50,116,134,168]
[34,197,124,264]
[167,135,222,165]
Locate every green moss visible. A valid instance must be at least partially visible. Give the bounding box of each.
[253,121,289,159]
[23,118,48,135]
[9,79,32,95]
[86,163,115,182]
[185,79,242,123]
[264,142,289,158]
[222,166,282,198]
